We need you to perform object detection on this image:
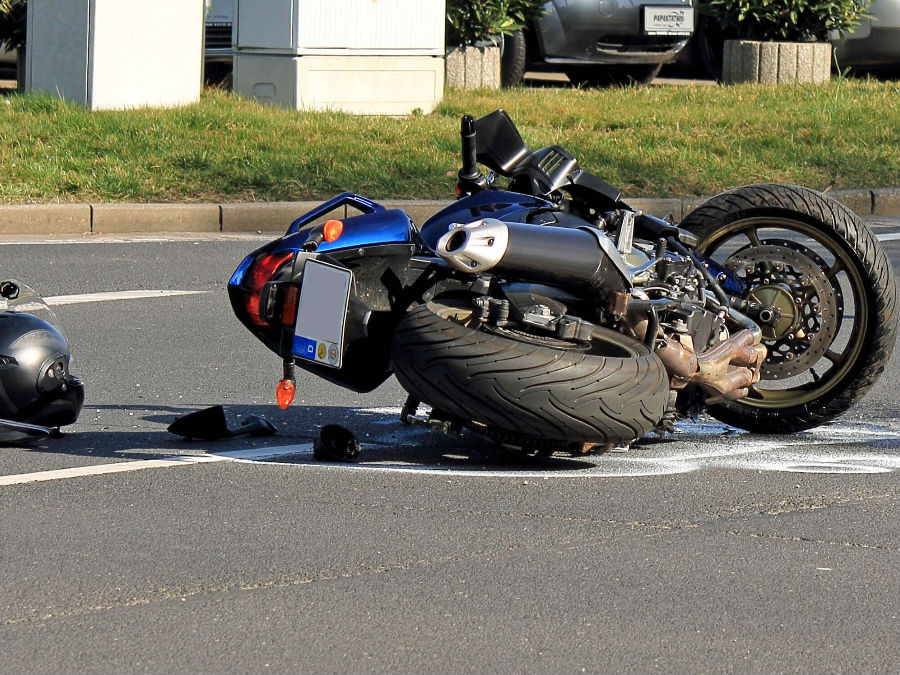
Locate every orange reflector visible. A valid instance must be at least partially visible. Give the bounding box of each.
[276,379,295,409]
[323,219,344,243]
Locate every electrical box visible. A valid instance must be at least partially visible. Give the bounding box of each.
[26,0,204,110]
[233,0,445,115]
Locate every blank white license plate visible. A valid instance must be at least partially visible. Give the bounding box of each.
[292,259,352,369]
[643,6,693,35]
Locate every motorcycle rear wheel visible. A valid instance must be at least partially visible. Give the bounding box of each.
[390,299,670,447]
[680,183,898,433]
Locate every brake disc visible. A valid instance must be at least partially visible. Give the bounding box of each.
[726,243,838,380]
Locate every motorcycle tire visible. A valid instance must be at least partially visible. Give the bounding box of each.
[680,183,898,433]
[390,300,670,447]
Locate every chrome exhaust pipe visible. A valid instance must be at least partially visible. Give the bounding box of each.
[435,218,631,293]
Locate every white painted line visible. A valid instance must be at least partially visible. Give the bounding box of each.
[2,416,898,487]
[0,444,313,487]
[44,290,209,306]
[876,232,900,242]
[0,233,275,246]
[0,455,221,486]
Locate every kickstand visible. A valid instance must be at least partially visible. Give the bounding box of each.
[400,394,420,425]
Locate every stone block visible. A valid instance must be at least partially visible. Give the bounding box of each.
[445,45,501,89]
[91,203,220,233]
[724,40,831,84]
[0,203,91,235]
[221,202,319,233]
[828,189,871,216]
[872,188,900,216]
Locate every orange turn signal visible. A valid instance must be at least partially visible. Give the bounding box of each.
[323,219,344,243]
[276,379,295,409]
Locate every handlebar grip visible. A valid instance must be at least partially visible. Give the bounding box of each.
[459,115,480,180]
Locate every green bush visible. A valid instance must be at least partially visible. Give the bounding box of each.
[701,0,872,41]
[446,0,547,46]
[0,0,25,52]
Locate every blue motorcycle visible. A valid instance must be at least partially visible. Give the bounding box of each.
[229,110,896,453]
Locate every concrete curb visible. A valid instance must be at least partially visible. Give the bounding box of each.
[0,188,896,236]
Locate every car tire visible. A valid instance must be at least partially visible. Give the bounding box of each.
[501,30,528,87]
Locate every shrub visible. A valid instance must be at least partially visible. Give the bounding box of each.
[701,0,872,41]
[446,0,547,46]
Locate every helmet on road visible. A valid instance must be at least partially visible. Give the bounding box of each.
[0,311,84,428]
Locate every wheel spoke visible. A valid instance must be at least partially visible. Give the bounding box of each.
[744,227,762,247]
[826,257,846,280]
[824,349,847,367]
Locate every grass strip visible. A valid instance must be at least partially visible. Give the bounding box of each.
[0,78,897,204]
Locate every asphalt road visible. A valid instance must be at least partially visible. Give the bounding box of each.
[1,216,898,674]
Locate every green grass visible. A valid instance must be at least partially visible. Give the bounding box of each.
[0,79,897,204]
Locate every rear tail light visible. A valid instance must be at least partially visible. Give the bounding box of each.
[241,251,295,327]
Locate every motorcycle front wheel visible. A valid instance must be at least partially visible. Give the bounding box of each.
[680,183,898,432]
[390,298,670,448]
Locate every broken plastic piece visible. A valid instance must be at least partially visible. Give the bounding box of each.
[167,405,232,440]
[168,406,277,441]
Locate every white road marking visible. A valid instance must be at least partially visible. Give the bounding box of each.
[3,418,898,486]
[0,444,313,487]
[44,290,209,305]
[875,232,900,241]
[0,233,274,246]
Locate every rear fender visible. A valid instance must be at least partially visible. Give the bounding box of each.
[277,192,417,254]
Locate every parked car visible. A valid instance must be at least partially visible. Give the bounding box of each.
[203,0,234,85]
[831,0,900,72]
[0,44,13,79]
[501,0,694,86]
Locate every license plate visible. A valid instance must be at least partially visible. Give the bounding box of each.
[643,6,693,35]
[292,259,352,369]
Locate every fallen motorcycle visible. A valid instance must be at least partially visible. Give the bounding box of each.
[0,280,84,441]
[228,110,897,452]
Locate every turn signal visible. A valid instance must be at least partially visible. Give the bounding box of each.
[276,379,295,409]
[323,219,344,243]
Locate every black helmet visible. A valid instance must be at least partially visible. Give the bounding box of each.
[0,311,84,428]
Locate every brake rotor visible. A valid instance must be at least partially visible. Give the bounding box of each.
[726,243,838,380]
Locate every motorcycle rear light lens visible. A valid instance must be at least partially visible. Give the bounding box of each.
[246,251,294,292]
[281,286,299,326]
[242,293,266,327]
[323,219,343,243]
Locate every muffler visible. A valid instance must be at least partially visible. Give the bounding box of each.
[435,218,631,293]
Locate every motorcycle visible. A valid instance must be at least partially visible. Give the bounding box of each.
[228,110,897,453]
[0,279,84,442]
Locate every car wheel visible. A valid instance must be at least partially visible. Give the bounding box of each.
[500,30,528,87]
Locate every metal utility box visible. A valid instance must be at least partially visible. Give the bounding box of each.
[26,0,204,110]
[233,0,445,115]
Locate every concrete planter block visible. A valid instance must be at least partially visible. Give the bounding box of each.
[723,40,831,84]
[445,45,501,89]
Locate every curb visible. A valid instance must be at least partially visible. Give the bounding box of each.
[0,188,896,236]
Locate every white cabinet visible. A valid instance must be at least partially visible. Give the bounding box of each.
[26,0,204,110]
[235,0,444,54]
[233,0,445,115]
